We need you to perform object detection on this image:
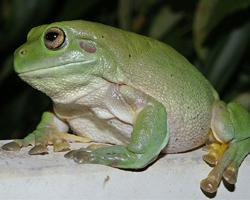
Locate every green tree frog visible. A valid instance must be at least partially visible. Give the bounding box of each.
[2,20,250,194]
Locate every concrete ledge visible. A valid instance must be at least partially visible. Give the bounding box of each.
[0,140,249,200]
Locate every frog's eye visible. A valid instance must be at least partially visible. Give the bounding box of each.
[44,27,65,50]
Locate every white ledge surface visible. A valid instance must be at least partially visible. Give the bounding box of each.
[0,140,250,200]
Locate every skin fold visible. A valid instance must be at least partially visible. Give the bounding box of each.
[2,20,250,194]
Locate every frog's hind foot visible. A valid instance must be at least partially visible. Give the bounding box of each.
[200,138,250,194]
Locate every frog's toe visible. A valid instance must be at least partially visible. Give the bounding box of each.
[200,176,220,194]
[221,139,250,186]
[223,164,238,185]
[72,149,93,164]
[202,143,228,166]
[2,138,33,151]
[29,144,48,155]
[64,148,94,164]
[1,141,21,151]
[64,149,77,159]
[53,139,70,152]
[203,153,218,166]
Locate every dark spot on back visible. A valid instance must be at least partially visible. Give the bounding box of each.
[129,54,131,58]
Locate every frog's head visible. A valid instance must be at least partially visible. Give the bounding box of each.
[14,20,120,102]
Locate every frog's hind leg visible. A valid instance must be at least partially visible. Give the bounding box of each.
[201,101,250,193]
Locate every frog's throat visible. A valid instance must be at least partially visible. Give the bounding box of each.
[17,60,96,76]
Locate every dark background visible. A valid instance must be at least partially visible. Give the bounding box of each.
[0,0,250,139]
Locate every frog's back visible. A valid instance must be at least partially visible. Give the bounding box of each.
[115,32,218,153]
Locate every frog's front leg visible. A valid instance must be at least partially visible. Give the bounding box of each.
[201,101,250,193]
[65,86,169,169]
[2,112,91,154]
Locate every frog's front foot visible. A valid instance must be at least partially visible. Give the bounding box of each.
[2,130,90,155]
[2,112,91,155]
[65,145,144,169]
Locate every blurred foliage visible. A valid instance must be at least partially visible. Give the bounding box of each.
[0,0,250,139]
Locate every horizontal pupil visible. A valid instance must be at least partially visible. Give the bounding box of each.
[46,32,59,42]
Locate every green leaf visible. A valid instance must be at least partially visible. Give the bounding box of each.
[193,0,250,59]
[0,55,13,84]
[0,0,55,50]
[56,0,100,20]
[205,22,250,92]
[148,6,183,39]
[118,0,133,30]
[234,92,250,111]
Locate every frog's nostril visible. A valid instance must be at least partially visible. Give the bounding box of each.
[19,48,27,56]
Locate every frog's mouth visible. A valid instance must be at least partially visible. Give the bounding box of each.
[17,60,96,76]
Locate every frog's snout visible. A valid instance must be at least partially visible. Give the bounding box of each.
[13,45,29,73]
[15,47,27,57]
[19,48,27,56]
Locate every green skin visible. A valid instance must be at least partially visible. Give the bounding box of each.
[2,20,250,194]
